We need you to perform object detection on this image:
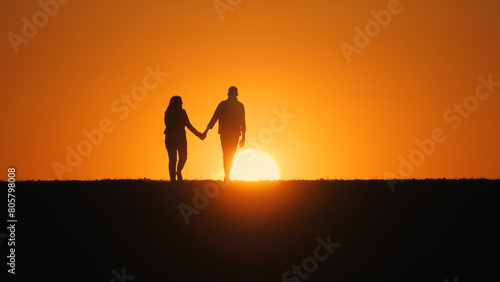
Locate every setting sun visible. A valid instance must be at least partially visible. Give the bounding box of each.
[230,149,280,181]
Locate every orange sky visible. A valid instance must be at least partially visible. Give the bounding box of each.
[1,0,499,180]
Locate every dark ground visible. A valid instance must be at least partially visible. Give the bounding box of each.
[1,179,499,281]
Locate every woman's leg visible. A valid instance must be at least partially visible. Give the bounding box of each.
[165,138,178,181]
[176,136,188,180]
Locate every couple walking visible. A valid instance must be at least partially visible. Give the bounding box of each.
[163,86,246,182]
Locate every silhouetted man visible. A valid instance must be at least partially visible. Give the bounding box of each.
[204,86,246,182]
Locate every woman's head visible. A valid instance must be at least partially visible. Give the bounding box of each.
[168,96,183,110]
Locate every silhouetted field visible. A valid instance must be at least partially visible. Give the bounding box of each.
[2,179,499,281]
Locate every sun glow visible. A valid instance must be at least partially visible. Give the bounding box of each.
[230,150,280,181]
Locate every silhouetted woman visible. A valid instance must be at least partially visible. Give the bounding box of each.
[164,96,203,181]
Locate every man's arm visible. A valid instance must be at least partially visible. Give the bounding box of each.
[206,103,221,131]
[239,104,246,148]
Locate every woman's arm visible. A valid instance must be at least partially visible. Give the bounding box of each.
[184,111,202,138]
[163,111,169,134]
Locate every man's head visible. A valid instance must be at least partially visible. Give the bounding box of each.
[228,86,238,98]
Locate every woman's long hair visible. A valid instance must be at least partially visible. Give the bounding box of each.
[164,96,183,130]
[166,96,182,114]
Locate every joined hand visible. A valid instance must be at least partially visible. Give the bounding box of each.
[199,129,208,141]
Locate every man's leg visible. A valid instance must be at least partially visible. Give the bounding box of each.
[220,134,239,182]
